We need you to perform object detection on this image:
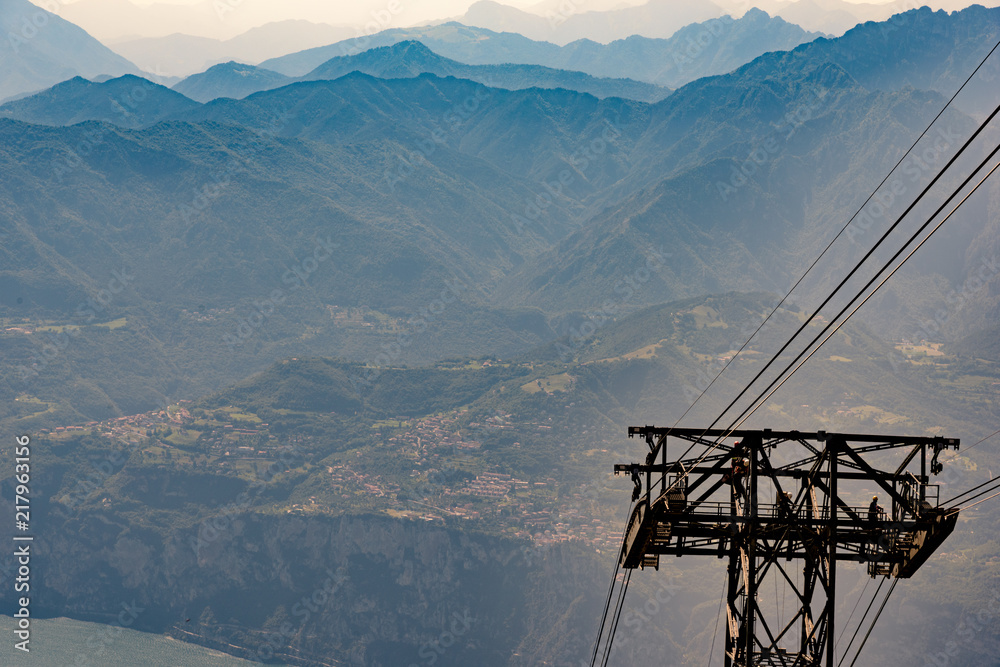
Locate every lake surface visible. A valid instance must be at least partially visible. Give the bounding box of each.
[0,615,283,666]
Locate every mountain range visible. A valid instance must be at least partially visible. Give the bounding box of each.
[2,6,999,429]
[172,41,671,103]
[443,0,727,44]
[261,10,823,91]
[4,4,1000,666]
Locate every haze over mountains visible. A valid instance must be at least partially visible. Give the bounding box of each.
[0,7,827,107]
[19,289,997,666]
[170,63,294,105]
[445,0,726,43]
[0,74,201,128]
[2,3,1000,667]
[53,0,1000,44]
[56,0,407,41]
[108,20,355,79]
[0,0,145,101]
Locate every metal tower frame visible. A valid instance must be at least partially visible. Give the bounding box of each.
[614,427,960,667]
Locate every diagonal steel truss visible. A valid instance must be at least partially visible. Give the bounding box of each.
[614,427,960,667]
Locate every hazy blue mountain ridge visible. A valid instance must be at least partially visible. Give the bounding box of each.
[169,41,671,103]
[298,40,672,103]
[259,12,823,90]
[109,20,357,77]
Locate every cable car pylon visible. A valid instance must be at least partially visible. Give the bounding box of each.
[613,426,961,666]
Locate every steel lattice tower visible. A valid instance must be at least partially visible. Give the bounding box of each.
[615,427,960,666]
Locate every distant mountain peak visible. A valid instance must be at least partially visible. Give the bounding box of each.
[304,41,454,81]
[0,74,198,128]
[467,0,513,11]
[204,61,263,75]
[374,40,444,61]
[172,62,291,103]
[742,7,772,20]
[296,39,670,102]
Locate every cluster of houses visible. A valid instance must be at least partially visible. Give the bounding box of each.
[384,410,486,461]
[326,463,401,499]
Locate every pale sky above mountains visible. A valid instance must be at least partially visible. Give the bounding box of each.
[53,0,1000,42]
